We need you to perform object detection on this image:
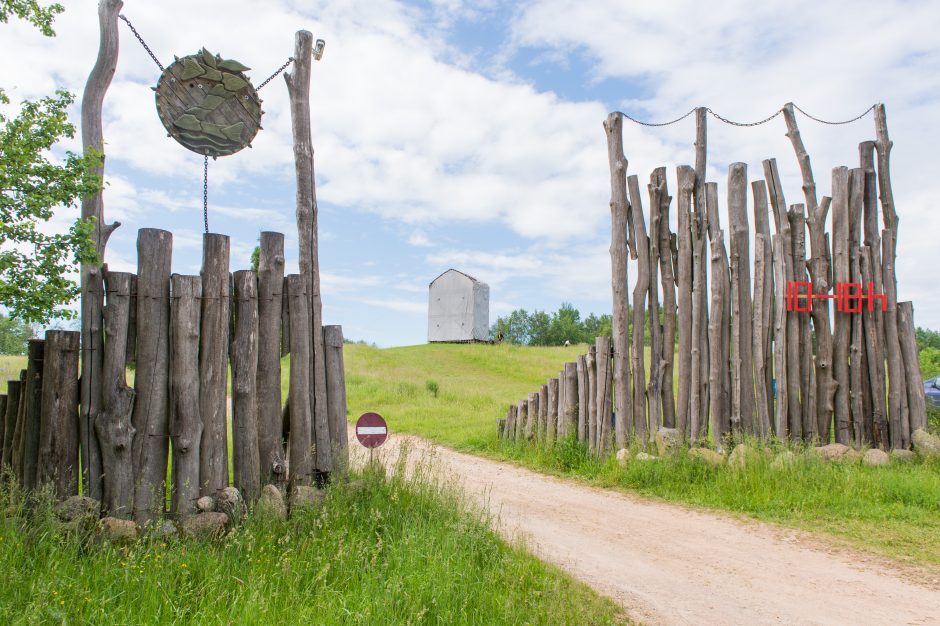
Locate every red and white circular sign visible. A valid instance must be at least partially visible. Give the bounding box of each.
[355,412,388,449]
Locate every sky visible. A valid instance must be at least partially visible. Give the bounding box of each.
[2,0,939,347]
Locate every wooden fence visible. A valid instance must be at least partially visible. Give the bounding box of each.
[0,229,348,523]
[501,104,927,453]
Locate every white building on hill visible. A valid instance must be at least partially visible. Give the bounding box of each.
[427,269,490,343]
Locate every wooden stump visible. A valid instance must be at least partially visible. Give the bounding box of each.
[595,336,613,455]
[37,331,80,498]
[586,347,597,455]
[576,355,588,442]
[232,271,261,502]
[324,325,349,473]
[547,379,558,444]
[257,232,286,485]
[538,384,549,443]
[20,340,45,490]
[169,275,201,518]
[526,392,539,442]
[286,274,313,486]
[3,380,22,475]
[563,362,578,439]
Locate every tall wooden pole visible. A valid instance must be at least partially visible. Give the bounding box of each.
[692,107,709,439]
[676,166,696,438]
[257,232,286,485]
[728,163,755,435]
[604,113,632,447]
[628,174,650,443]
[831,168,852,445]
[168,275,201,518]
[658,178,677,429]
[647,169,664,437]
[232,271,261,502]
[37,331,80,498]
[79,0,123,503]
[287,275,313,486]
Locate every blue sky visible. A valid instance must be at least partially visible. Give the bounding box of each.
[3,0,940,346]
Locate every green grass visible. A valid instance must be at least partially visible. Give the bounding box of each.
[0,459,625,625]
[0,355,26,394]
[344,342,940,569]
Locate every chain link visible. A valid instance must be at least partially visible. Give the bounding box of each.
[203,156,209,234]
[792,103,876,125]
[618,108,696,127]
[257,57,294,90]
[620,103,876,129]
[118,14,164,71]
[705,106,782,127]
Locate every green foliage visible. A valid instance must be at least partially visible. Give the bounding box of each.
[0,0,63,37]
[490,303,615,346]
[0,313,33,355]
[916,327,940,353]
[0,464,623,624]
[0,2,101,324]
[920,347,940,380]
[250,245,260,272]
[425,379,439,398]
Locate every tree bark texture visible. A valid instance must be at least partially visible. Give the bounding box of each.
[37,331,80,497]
[286,275,313,486]
[526,392,538,441]
[882,230,905,449]
[860,246,889,449]
[232,271,261,502]
[727,163,756,435]
[772,236,789,438]
[752,180,774,437]
[708,232,729,444]
[169,275,201,518]
[257,232,286,485]
[539,384,549,443]
[658,176,677,429]
[897,302,927,435]
[628,174,650,442]
[831,168,852,445]
[789,205,815,441]
[595,336,613,454]
[576,355,588,442]
[647,170,664,438]
[5,378,23,480]
[692,109,709,440]
[563,362,578,439]
[323,325,349,473]
[676,166,695,438]
[19,340,44,491]
[586,350,597,454]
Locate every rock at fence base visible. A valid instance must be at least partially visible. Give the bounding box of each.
[55,496,100,522]
[616,448,631,465]
[655,428,681,456]
[891,449,915,462]
[154,520,179,540]
[181,512,229,539]
[217,487,244,523]
[863,449,890,467]
[912,429,940,458]
[770,451,796,470]
[688,447,726,466]
[256,485,287,521]
[98,517,139,544]
[843,448,862,463]
[196,496,215,513]
[728,444,751,470]
[289,486,326,516]
[635,452,658,462]
[815,443,851,461]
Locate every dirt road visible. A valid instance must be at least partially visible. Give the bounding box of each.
[358,431,940,625]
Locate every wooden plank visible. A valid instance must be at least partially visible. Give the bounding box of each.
[898,302,927,434]
[199,233,230,497]
[37,331,80,498]
[132,228,172,524]
[604,113,632,448]
[556,370,565,442]
[628,174,650,442]
[258,232,286,485]
[0,395,6,468]
[99,271,136,518]
[169,274,201,518]
[676,165,695,438]
[324,325,349,473]
[232,270,261,502]
[286,274,313,486]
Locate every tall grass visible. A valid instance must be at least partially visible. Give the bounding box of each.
[0,459,625,625]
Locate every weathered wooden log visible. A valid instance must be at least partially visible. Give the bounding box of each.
[586,347,597,454]
[556,370,565,441]
[19,340,44,491]
[0,395,6,468]
[847,170,866,445]
[97,271,136,518]
[693,108,710,437]
[257,232,286,485]
[80,0,123,503]
[576,355,588,442]
[526,392,538,441]
[503,404,516,440]
[772,236,789,438]
[324,325,349,473]
[708,232,729,445]
[897,302,927,435]
[764,159,802,440]
[860,247,888,448]
[563,362,578,439]
[281,276,291,357]
[6,378,23,479]
[604,113,632,448]
[515,400,527,443]
[789,204,815,442]
[232,271,261,502]
[168,275,201,518]
[125,274,137,366]
[545,378,559,445]
[37,331,80,497]
[658,176,677,429]
[628,174,650,442]
[752,180,774,437]
[882,230,905,449]
[131,229,172,524]
[831,168,852,445]
[676,166,695,437]
[752,234,770,439]
[286,274,313,486]
[595,336,613,454]
[859,143,882,445]
[538,384,549,443]
[647,169,664,438]
[728,163,755,435]
[285,31,331,476]
[199,233,230,496]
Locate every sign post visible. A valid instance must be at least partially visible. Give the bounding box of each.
[355,412,388,468]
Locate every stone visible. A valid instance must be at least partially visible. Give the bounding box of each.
[912,429,940,458]
[216,487,244,523]
[180,512,229,539]
[770,450,796,470]
[728,444,751,470]
[97,517,139,544]
[256,484,287,521]
[891,449,916,462]
[634,452,658,462]
[815,443,851,461]
[196,496,215,513]
[863,448,890,467]
[655,427,681,456]
[154,520,179,540]
[843,448,862,463]
[615,448,631,465]
[55,495,100,522]
[289,485,326,516]
[688,447,726,466]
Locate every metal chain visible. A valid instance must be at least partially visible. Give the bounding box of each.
[203,156,209,234]
[257,57,294,90]
[792,103,876,125]
[118,14,165,71]
[705,106,782,127]
[618,108,697,127]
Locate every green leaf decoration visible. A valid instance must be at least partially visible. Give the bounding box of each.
[220,122,244,141]
[184,106,213,121]
[208,84,234,98]
[201,48,218,68]
[203,67,223,82]
[173,114,202,131]
[218,59,251,72]
[200,94,225,111]
[200,123,227,140]
[179,58,205,80]
[222,73,249,92]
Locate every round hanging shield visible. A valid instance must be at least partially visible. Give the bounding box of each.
[155,48,262,158]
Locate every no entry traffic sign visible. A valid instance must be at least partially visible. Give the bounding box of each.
[355,412,388,448]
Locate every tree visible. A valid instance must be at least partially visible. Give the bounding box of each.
[0,0,100,324]
[916,327,940,353]
[0,312,33,354]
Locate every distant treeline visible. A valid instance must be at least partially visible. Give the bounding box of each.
[489,303,616,346]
